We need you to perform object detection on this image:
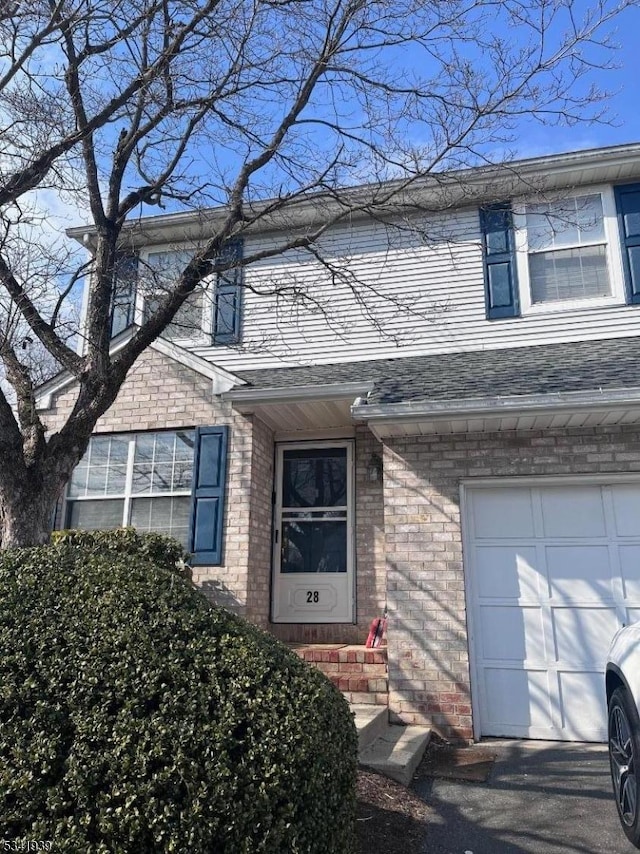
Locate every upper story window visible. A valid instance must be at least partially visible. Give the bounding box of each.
[524,194,611,305]
[110,240,243,344]
[141,249,202,341]
[480,185,632,320]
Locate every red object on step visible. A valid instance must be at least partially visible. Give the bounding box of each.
[365,617,387,648]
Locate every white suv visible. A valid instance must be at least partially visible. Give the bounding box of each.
[606,623,640,848]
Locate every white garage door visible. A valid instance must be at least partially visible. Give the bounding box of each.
[464,481,640,742]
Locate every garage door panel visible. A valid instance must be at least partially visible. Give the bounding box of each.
[552,606,619,667]
[472,488,534,539]
[558,671,607,740]
[479,605,545,662]
[540,487,606,538]
[546,545,613,601]
[475,545,540,600]
[466,481,640,742]
[619,545,640,599]
[484,668,554,731]
[611,485,640,536]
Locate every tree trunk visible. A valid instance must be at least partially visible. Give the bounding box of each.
[1,477,63,548]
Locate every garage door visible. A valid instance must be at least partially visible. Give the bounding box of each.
[464,481,640,742]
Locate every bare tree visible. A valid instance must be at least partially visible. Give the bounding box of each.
[0,0,633,546]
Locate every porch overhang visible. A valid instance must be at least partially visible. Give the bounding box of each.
[223,380,374,433]
[351,386,640,439]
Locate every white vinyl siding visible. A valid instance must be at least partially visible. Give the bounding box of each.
[127,184,640,372]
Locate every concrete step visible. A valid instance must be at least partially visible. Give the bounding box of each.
[351,704,389,751]
[358,724,432,787]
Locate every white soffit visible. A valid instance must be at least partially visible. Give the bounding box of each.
[225,381,373,432]
[353,387,640,439]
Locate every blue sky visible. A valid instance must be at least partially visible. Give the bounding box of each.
[509,3,640,158]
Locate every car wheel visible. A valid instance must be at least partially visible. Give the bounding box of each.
[609,686,640,848]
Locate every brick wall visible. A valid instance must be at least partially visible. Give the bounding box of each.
[44,347,259,616]
[383,423,640,741]
[245,415,274,629]
[44,348,388,647]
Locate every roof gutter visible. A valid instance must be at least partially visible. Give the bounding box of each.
[66,142,640,247]
[352,385,640,425]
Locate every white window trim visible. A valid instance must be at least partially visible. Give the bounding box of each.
[135,243,213,343]
[513,185,627,316]
[62,431,194,539]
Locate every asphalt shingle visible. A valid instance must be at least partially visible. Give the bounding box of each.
[235,336,640,405]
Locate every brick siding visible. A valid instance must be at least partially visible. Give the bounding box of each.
[43,348,388,647]
[383,424,640,741]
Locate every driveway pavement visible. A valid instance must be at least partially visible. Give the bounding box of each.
[412,739,638,854]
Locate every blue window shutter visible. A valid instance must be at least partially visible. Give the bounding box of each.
[213,239,243,345]
[615,183,640,304]
[189,426,229,565]
[110,252,138,337]
[479,205,520,319]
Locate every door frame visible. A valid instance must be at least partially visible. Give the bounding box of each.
[271,438,356,624]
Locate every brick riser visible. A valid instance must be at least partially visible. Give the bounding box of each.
[292,644,388,706]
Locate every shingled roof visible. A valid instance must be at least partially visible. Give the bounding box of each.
[235,336,640,405]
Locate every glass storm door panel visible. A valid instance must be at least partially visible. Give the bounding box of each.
[272,442,355,623]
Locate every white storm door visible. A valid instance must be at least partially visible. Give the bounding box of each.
[271,441,355,623]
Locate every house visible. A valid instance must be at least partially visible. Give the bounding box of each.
[38,142,640,743]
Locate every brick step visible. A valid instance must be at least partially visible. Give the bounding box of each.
[291,643,388,706]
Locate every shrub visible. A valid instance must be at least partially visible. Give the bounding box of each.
[0,536,357,852]
[51,527,188,575]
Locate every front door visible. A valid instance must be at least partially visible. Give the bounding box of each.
[271,441,354,623]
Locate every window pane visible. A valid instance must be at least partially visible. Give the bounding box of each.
[529,245,610,304]
[281,520,347,573]
[146,249,195,283]
[86,466,108,495]
[144,291,204,340]
[68,499,125,530]
[215,288,238,337]
[131,463,153,494]
[175,431,195,459]
[526,195,604,252]
[130,496,191,547]
[90,437,112,464]
[282,448,347,508]
[68,462,88,498]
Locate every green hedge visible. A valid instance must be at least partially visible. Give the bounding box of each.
[0,533,357,852]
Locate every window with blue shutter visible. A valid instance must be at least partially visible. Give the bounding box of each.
[213,239,243,345]
[615,183,640,304]
[479,205,520,319]
[110,251,138,337]
[189,426,229,565]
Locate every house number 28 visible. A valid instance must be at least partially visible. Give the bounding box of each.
[306,590,320,603]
